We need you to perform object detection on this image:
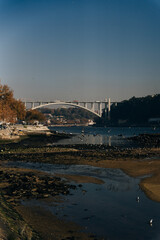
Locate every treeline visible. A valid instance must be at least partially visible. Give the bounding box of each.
[41,107,95,121]
[0,83,45,123]
[25,110,46,122]
[2,83,159,126]
[96,94,160,126]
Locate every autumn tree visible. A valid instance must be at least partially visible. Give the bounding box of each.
[11,99,26,120]
[0,83,26,123]
[25,110,46,123]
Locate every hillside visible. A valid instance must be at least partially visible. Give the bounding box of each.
[96,94,160,126]
[40,107,95,125]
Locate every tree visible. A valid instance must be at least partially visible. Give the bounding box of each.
[25,110,46,123]
[11,99,26,120]
[0,83,26,123]
[96,94,160,126]
[0,101,17,123]
[0,84,14,103]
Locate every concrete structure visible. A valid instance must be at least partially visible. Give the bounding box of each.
[23,99,115,119]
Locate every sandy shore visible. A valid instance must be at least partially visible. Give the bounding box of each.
[0,124,51,141]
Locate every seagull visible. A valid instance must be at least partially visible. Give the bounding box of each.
[149,219,153,226]
[136,196,140,202]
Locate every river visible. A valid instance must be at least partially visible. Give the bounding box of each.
[7,126,160,239]
[49,126,160,146]
[8,162,160,240]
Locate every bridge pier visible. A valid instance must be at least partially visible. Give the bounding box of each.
[31,102,35,108]
[97,102,103,116]
[84,102,87,108]
[91,102,95,112]
[104,99,108,120]
[100,103,103,116]
[108,98,111,120]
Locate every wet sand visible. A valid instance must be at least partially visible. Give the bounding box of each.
[55,173,105,184]
[0,133,160,239]
[16,205,98,240]
[1,146,160,199]
[2,145,159,201]
[0,165,102,239]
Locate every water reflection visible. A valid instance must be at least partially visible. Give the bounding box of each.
[82,134,112,145]
[16,163,160,240]
[50,126,160,146]
[52,133,125,146]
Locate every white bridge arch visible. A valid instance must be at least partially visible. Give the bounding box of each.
[23,99,112,119]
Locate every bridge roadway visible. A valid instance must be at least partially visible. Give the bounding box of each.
[23,98,115,119]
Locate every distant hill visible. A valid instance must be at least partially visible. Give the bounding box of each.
[40,107,95,125]
[96,94,160,126]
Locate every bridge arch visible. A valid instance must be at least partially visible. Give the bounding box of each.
[31,101,101,118]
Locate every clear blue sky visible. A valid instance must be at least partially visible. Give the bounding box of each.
[0,0,160,101]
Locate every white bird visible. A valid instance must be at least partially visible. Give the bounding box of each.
[136,196,140,202]
[149,219,153,226]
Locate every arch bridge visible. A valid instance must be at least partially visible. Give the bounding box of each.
[23,99,113,119]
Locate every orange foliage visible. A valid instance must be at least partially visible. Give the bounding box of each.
[25,110,46,122]
[0,83,26,123]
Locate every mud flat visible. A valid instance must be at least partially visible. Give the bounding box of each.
[1,141,160,204]
[2,144,160,202]
[0,165,101,239]
[0,133,160,239]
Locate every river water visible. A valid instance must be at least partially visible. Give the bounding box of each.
[49,126,160,147]
[8,162,160,240]
[8,126,160,239]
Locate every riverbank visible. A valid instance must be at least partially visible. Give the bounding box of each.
[0,124,51,140]
[0,132,160,239]
[1,144,160,201]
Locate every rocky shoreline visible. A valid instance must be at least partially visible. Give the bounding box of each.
[0,131,160,239]
[0,169,76,202]
[128,133,160,147]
